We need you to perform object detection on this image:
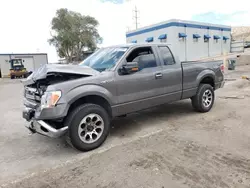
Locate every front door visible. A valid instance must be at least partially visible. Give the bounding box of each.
[114,46,164,115]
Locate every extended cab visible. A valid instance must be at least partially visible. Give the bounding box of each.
[22,43,225,151]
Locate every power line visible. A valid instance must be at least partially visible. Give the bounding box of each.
[133,6,139,30]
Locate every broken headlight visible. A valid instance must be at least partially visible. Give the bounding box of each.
[41,91,61,109]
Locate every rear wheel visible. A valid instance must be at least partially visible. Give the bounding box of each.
[10,75,15,79]
[65,103,110,152]
[191,84,214,112]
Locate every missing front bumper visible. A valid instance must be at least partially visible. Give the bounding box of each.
[23,107,68,138]
[27,120,68,138]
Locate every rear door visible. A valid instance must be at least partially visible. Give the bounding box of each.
[114,46,165,115]
[156,45,182,102]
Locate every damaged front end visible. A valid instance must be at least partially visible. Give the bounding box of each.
[22,64,98,138]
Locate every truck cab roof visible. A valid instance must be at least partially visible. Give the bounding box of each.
[105,43,172,49]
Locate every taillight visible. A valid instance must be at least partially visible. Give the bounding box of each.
[220,64,224,74]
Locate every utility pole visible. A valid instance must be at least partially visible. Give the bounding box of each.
[133,6,139,29]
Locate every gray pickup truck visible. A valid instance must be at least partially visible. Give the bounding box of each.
[22,43,224,151]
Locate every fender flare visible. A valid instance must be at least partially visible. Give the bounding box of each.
[196,69,215,87]
[66,85,114,106]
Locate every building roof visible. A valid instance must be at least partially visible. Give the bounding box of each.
[104,43,172,48]
[126,19,231,38]
[0,53,47,56]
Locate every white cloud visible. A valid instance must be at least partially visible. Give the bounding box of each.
[0,0,249,62]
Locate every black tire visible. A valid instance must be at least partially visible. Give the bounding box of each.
[191,84,214,113]
[65,103,110,152]
[10,75,15,79]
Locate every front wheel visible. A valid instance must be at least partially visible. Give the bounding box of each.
[65,103,110,152]
[191,84,215,113]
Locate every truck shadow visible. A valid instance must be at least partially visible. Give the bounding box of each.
[34,100,195,153]
[110,100,195,138]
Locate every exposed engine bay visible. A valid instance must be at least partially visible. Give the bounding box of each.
[27,72,88,97]
[22,64,97,127]
[22,64,98,99]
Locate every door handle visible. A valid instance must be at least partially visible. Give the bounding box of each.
[155,73,163,79]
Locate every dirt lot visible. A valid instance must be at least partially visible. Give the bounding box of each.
[1,66,250,188]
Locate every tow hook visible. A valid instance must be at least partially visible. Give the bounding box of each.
[26,122,36,134]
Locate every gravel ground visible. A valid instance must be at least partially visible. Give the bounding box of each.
[1,66,250,188]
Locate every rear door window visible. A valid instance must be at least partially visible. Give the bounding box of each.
[158,46,175,65]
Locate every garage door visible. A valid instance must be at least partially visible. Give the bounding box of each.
[21,57,34,72]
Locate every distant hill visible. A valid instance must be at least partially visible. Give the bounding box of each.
[232,27,250,41]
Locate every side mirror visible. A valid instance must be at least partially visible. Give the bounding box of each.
[120,62,139,75]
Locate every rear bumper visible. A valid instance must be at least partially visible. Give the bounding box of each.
[215,81,225,90]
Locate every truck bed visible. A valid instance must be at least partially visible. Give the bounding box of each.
[181,60,224,99]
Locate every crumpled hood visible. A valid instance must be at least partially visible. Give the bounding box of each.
[22,64,99,86]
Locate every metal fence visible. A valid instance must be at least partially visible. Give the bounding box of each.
[231,41,244,53]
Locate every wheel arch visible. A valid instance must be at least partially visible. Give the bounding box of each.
[67,94,112,119]
[197,70,215,88]
[64,85,114,118]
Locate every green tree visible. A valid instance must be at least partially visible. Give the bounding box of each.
[48,8,102,62]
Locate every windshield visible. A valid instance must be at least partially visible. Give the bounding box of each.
[79,47,128,72]
[12,59,22,66]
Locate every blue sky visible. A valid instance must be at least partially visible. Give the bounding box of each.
[0,0,249,62]
[192,11,249,26]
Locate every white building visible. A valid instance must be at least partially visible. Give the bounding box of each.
[0,53,48,77]
[126,19,231,61]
